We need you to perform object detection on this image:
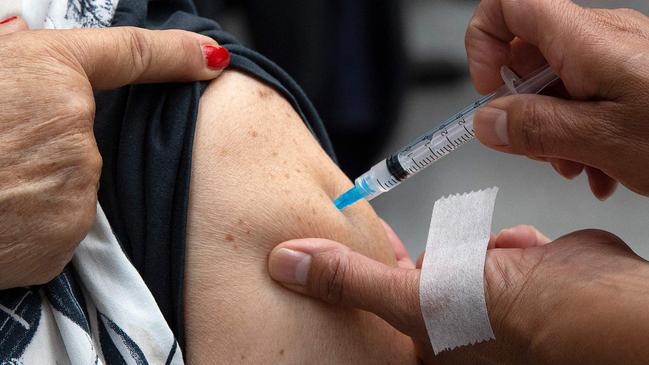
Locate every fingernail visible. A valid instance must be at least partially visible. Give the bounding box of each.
[268,248,311,286]
[475,107,509,146]
[203,44,230,69]
[0,16,18,25]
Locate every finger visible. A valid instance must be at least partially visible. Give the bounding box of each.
[465,0,583,93]
[53,27,230,89]
[268,239,427,338]
[549,158,584,180]
[494,225,551,249]
[416,252,425,269]
[380,219,415,269]
[0,16,28,35]
[473,94,618,171]
[488,233,498,249]
[585,166,618,201]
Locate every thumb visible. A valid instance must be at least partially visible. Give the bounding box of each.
[473,94,616,168]
[50,26,229,89]
[268,239,427,338]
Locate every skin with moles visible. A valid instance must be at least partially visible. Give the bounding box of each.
[184,71,417,364]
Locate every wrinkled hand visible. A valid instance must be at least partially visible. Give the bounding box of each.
[268,224,649,364]
[0,17,230,288]
[466,0,649,200]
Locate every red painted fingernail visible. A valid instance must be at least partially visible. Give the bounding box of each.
[203,45,230,69]
[0,16,18,25]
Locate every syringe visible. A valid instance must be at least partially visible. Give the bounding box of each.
[334,65,560,210]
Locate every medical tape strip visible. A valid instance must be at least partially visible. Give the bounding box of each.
[419,187,498,354]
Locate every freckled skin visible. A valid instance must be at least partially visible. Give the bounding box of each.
[185,71,417,364]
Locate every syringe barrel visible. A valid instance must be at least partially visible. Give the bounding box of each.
[396,112,477,174]
[337,65,558,209]
[354,159,402,201]
[356,111,478,204]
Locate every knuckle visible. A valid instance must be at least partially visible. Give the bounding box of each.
[170,29,199,54]
[80,145,103,183]
[569,229,624,247]
[59,129,102,188]
[122,27,153,76]
[315,250,351,304]
[60,94,95,126]
[175,31,202,77]
[515,100,547,155]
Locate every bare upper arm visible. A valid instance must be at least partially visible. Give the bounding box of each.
[184,71,416,364]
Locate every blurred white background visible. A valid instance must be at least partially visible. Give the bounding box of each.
[374,0,649,259]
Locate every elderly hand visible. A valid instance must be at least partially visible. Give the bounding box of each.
[268,225,649,364]
[0,17,230,288]
[466,0,649,200]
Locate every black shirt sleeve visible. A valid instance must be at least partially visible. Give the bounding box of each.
[93,0,335,348]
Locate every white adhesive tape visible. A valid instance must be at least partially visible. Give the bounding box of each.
[419,187,498,354]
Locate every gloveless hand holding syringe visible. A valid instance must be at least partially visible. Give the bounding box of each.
[334,65,560,210]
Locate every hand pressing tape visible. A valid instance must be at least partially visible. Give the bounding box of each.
[419,187,498,354]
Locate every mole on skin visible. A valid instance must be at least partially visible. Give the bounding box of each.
[256,88,272,99]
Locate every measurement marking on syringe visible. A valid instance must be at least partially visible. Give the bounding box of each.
[412,158,423,169]
[428,146,440,159]
[445,136,455,146]
[377,179,387,190]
